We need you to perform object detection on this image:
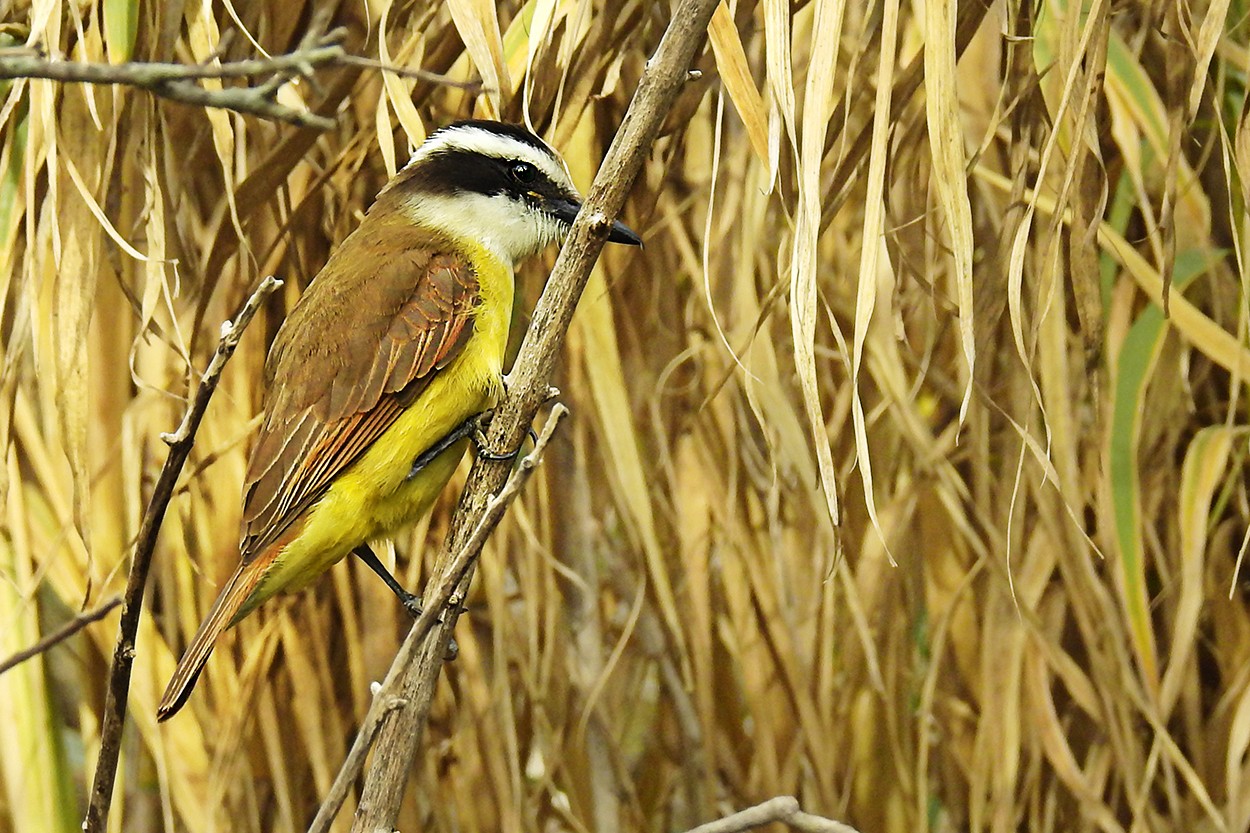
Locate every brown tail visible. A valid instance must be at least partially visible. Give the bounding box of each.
[157,557,268,721]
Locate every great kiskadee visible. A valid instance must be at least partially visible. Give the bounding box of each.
[157,120,641,720]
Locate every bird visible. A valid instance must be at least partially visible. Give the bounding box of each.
[157,119,641,720]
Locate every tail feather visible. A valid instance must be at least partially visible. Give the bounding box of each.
[157,558,269,721]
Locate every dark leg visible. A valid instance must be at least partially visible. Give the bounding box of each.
[352,544,422,617]
[407,410,529,480]
[352,544,460,661]
[406,414,482,480]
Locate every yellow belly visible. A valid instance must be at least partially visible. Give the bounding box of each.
[239,355,499,616]
[238,244,512,616]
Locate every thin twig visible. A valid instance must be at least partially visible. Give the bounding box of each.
[83,275,282,833]
[0,29,488,129]
[334,54,485,91]
[0,30,345,81]
[341,2,722,829]
[0,32,347,129]
[307,404,568,833]
[680,797,863,833]
[0,596,122,676]
[160,278,281,444]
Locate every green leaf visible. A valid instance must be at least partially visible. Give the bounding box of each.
[1109,247,1210,690]
[103,0,139,63]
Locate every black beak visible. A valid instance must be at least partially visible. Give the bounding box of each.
[548,198,642,246]
[607,218,643,246]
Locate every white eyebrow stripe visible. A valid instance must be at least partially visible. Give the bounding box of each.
[405,126,575,193]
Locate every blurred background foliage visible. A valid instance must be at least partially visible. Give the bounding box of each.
[1,0,1250,831]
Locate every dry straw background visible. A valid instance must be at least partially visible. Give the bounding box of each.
[2,0,1250,831]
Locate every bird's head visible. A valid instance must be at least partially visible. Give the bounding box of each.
[383,119,642,266]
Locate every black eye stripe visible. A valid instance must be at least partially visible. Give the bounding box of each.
[399,148,563,200]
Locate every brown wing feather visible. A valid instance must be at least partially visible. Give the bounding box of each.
[239,224,480,562]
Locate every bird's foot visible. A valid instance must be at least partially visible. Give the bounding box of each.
[354,544,434,630]
[407,399,550,480]
[471,409,515,462]
[389,588,459,661]
[398,590,422,618]
[468,409,538,464]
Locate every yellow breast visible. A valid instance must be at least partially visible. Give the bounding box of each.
[243,239,514,608]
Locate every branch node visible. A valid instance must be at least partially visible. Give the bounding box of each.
[160,277,281,447]
[584,211,613,236]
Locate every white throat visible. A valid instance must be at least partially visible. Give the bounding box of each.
[402,192,565,267]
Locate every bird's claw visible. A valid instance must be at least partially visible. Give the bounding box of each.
[472,409,526,463]
[400,593,423,618]
[397,588,458,660]
[407,405,543,473]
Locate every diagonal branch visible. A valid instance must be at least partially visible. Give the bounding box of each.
[307,403,568,833]
[0,596,122,676]
[83,275,282,833]
[317,1,725,830]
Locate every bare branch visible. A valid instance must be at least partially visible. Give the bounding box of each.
[336,1,723,829]
[334,54,484,90]
[306,694,407,827]
[0,596,122,676]
[0,30,345,82]
[161,277,282,444]
[0,25,497,130]
[0,33,348,128]
[680,797,863,833]
[307,404,568,833]
[789,810,864,833]
[684,798,800,833]
[83,275,283,833]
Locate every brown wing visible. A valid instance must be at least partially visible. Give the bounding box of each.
[239,223,479,562]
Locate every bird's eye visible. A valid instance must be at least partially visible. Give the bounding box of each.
[511,162,537,183]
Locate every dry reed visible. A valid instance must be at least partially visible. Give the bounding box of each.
[1,1,1248,832]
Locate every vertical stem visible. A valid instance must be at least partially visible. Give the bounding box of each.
[83,277,280,833]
